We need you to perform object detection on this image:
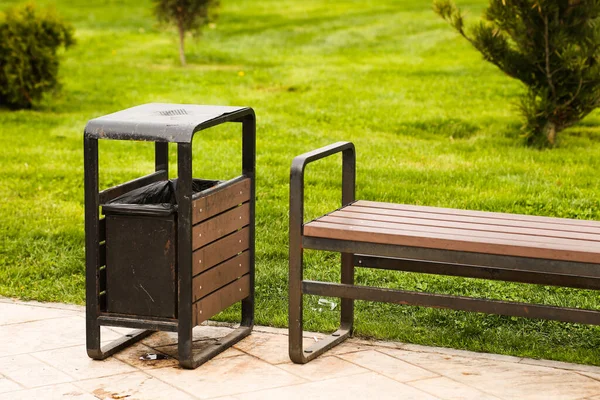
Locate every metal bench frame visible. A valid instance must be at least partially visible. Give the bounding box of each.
[289,141,600,364]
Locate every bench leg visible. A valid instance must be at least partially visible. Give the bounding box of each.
[289,142,356,363]
[341,252,354,328]
[289,247,353,364]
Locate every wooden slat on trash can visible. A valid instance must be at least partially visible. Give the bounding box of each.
[193,274,250,325]
[192,203,249,249]
[192,251,250,301]
[192,227,249,276]
[192,178,251,224]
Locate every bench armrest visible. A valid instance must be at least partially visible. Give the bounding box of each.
[290,141,356,232]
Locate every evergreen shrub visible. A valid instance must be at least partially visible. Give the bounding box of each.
[0,3,75,109]
[434,0,600,147]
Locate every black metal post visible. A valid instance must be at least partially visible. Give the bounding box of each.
[155,142,169,175]
[84,137,101,359]
[177,143,194,369]
[241,113,256,328]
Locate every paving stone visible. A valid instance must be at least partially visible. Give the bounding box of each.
[233,333,291,364]
[338,350,438,383]
[400,343,523,364]
[379,348,600,400]
[230,371,440,400]
[253,326,288,335]
[0,298,83,312]
[3,299,600,400]
[212,347,245,360]
[0,302,78,326]
[0,316,120,357]
[326,340,377,356]
[113,342,179,370]
[233,331,317,365]
[74,371,196,400]
[142,325,233,348]
[152,341,244,363]
[0,376,23,394]
[277,355,369,381]
[31,345,136,380]
[408,376,502,400]
[519,357,600,374]
[577,370,600,382]
[0,383,97,400]
[0,354,72,388]
[145,354,306,399]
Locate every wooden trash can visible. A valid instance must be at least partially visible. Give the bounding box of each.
[83,103,255,369]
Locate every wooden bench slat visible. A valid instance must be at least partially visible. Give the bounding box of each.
[317,215,600,251]
[331,210,600,243]
[346,204,600,236]
[354,200,600,229]
[303,221,600,263]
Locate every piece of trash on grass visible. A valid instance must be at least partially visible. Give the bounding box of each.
[139,353,169,361]
[318,298,337,310]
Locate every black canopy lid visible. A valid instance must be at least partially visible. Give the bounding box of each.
[84,103,253,143]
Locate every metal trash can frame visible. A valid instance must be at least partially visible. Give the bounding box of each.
[84,103,255,369]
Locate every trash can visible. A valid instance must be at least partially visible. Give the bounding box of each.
[103,178,219,319]
[83,103,255,369]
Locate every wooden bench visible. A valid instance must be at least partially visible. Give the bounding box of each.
[289,141,600,364]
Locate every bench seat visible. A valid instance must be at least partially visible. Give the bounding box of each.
[304,200,600,264]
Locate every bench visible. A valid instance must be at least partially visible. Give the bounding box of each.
[289,141,600,364]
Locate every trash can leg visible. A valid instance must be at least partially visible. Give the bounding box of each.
[88,329,154,360]
[177,143,195,369]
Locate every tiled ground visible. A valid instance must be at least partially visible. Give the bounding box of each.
[1,298,600,399]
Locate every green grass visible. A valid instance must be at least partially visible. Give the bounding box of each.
[2,0,600,365]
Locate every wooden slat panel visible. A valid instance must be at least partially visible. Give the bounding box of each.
[193,251,250,301]
[320,214,600,249]
[192,228,249,276]
[346,204,600,236]
[193,178,251,224]
[192,203,249,249]
[194,274,250,325]
[303,221,600,264]
[354,200,600,229]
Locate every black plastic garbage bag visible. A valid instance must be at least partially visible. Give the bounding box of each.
[102,179,219,217]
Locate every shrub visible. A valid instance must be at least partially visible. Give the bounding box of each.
[153,0,219,66]
[434,0,600,147]
[0,3,75,109]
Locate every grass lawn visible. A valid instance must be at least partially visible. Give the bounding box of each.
[2,0,600,365]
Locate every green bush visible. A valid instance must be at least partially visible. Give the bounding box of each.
[434,0,600,147]
[0,3,75,109]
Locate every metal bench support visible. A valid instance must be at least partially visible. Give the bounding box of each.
[289,142,356,363]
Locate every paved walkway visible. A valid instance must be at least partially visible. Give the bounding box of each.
[1,298,600,399]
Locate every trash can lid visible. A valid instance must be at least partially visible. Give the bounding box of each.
[84,103,253,143]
